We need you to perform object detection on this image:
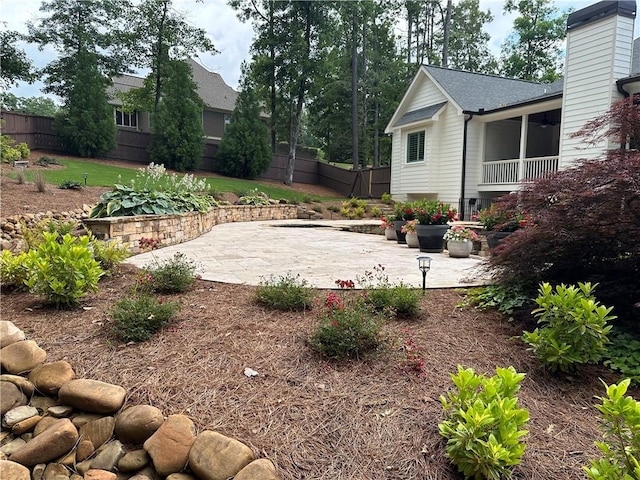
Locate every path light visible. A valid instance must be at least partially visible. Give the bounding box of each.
[83,173,88,186]
[417,256,432,292]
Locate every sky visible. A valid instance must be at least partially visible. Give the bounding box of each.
[0,0,632,101]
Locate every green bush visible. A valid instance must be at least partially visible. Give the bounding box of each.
[24,232,104,308]
[0,134,29,163]
[59,179,83,190]
[20,219,78,251]
[439,366,529,480]
[143,252,198,294]
[381,193,392,205]
[37,156,60,166]
[356,264,421,318]
[88,235,130,272]
[309,292,385,359]
[459,285,531,321]
[522,282,615,372]
[0,250,29,290]
[255,272,314,311]
[110,294,180,342]
[603,330,640,385]
[585,379,640,479]
[237,189,271,206]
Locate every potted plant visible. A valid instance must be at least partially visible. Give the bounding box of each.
[380,214,397,241]
[477,203,527,250]
[414,200,457,252]
[401,219,419,248]
[393,203,416,245]
[443,225,479,258]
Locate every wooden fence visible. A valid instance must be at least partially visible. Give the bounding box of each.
[1,111,391,197]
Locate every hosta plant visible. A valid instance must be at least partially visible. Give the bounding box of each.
[439,366,529,480]
[585,379,640,480]
[522,282,614,372]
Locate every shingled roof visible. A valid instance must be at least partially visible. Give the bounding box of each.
[422,65,563,113]
[110,58,237,112]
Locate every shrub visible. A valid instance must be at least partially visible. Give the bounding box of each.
[522,282,614,372]
[0,134,29,163]
[24,232,104,308]
[33,171,47,193]
[458,285,531,321]
[308,292,385,359]
[370,206,382,217]
[381,192,392,205]
[237,189,271,206]
[37,155,60,166]
[20,219,78,251]
[16,169,25,184]
[110,294,180,342]
[255,272,314,311]
[355,264,421,318]
[602,329,640,385]
[398,327,426,378]
[439,366,529,479]
[143,252,198,294]
[89,235,130,272]
[59,179,82,190]
[0,250,29,290]
[487,98,640,323]
[327,205,339,213]
[584,379,640,479]
[311,205,323,214]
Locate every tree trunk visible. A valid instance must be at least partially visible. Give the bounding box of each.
[442,0,452,67]
[373,97,380,167]
[269,0,277,154]
[153,0,169,115]
[351,12,359,171]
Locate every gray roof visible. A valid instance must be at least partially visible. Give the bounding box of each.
[394,102,446,127]
[422,65,562,113]
[109,58,237,112]
[632,37,640,74]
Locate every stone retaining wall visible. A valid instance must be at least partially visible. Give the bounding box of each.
[84,204,298,253]
[0,321,280,480]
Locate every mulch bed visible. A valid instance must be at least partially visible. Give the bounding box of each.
[1,264,628,479]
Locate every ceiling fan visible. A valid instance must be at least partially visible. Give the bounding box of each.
[538,114,558,128]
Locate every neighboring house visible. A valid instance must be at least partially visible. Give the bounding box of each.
[109,58,238,142]
[385,0,640,219]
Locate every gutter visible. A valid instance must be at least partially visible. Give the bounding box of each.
[616,75,638,97]
[460,113,473,220]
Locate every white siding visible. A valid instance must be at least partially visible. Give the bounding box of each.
[463,120,483,201]
[559,14,634,166]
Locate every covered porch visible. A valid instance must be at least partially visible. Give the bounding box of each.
[479,105,561,191]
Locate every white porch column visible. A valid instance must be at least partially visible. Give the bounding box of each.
[518,114,528,182]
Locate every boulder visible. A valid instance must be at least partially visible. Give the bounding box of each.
[3,405,39,427]
[0,374,35,397]
[118,449,150,472]
[90,440,125,471]
[188,431,255,480]
[29,361,75,395]
[234,459,279,480]
[143,414,196,476]
[76,439,95,462]
[0,460,30,480]
[0,340,46,374]
[115,405,163,445]
[58,379,125,414]
[0,321,25,348]
[84,470,117,480]
[8,418,78,467]
[79,416,115,449]
[0,382,27,415]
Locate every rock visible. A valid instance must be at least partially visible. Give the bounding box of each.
[12,415,42,435]
[3,406,39,427]
[0,438,26,456]
[84,470,117,480]
[58,379,125,414]
[235,459,279,480]
[76,439,94,462]
[0,321,25,348]
[9,418,79,467]
[0,374,35,397]
[118,449,150,472]
[0,340,46,374]
[30,396,57,413]
[48,405,74,418]
[33,416,58,436]
[43,463,69,479]
[166,474,197,480]
[0,460,30,480]
[129,466,160,480]
[0,382,27,415]
[188,431,255,480]
[79,416,115,449]
[115,405,164,445]
[29,361,75,395]
[32,463,46,480]
[143,414,196,476]
[71,413,104,428]
[90,440,125,471]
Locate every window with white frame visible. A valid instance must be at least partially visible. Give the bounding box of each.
[406,130,425,163]
[114,108,138,128]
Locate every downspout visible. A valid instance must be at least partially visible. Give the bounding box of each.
[616,80,631,149]
[460,113,473,220]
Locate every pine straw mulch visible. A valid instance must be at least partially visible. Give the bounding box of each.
[1,264,631,480]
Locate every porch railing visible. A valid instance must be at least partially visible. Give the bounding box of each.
[481,156,559,185]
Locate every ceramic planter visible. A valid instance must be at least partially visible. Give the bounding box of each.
[447,239,473,258]
[384,227,397,241]
[405,231,419,248]
[394,220,407,244]
[416,224,450,253]
[486,231,513,250]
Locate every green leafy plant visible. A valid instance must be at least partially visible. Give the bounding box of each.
[458,285,531,321]
[88,234,130,272]
[311,205,323,214]
[522,282,615,372]
[309,291,385,360]
[327,205,340,213]
[413,199,457,225]
[477,203,527,232]
[36,155,60,166]
[24,232,104,308]
[355,264,421,318]
[0,133,29,163]
[603,330,640,385]
[110,294,180,342]
[255,272,315,311]
[584,379,640,479]
[0,250,30,290]
[142,252,199,294]
[237,188,271,205]
[370,206,382,217]
[381,193,392,205]
[19,219,78,251]
[58,179,83,190]
[439,366,529,480]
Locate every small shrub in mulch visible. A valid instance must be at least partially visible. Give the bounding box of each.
[255,272,314,311]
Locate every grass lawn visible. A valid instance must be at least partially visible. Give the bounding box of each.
[18,157,341,203]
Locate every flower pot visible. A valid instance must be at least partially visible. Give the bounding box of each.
[394,220,407,244]
[486,231,513,250]
[416,224,450,253]
[405,231,419,248]
[447,239,473,258]
[384,227,397,241]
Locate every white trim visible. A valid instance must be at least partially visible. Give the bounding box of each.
[405,128,426,164]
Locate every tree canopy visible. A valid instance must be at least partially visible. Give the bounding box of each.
[0,30,34,87]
